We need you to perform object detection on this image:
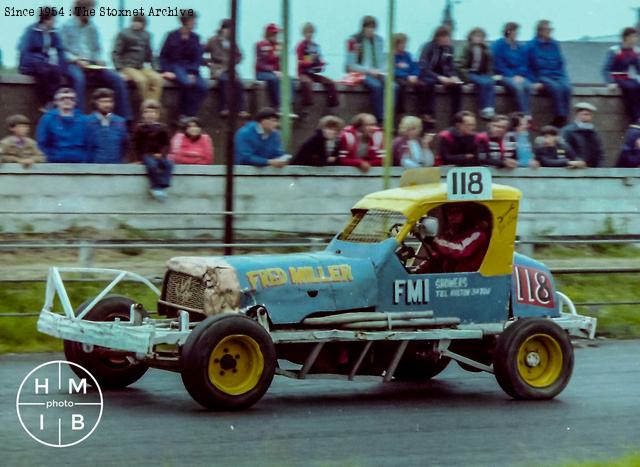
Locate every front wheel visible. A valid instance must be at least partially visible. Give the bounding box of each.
[180,313,276,411]
[493,318,574,400]
[63,296,150,389]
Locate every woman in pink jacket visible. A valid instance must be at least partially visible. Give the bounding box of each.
[169,117,214,165]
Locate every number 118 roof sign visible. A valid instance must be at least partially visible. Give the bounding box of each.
[38,167,596,411]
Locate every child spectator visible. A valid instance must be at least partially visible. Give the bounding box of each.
[255,23,297,115]
[438,111,478,166]
[527,20,571,127]
[506,112,538,168]
[296,22,339,109]
[204,19,250,118]
[61,0,132,120]
[561,102,604,168]
[169,117,214,165]
[132,99,173,200]
[112,15,164,102]
[392,116,436,168]
[338,113,385,172]
[36,87,88,163]
[616,123,640,167]
[534,126,586,168]
[85,88,128,163]
[393,33,422,117]
[603,27,640,122]
[18,8,67,111]
[457,28,496,120]
[235,107,290,167]
[292,115,344,166]
[492,22,532,118]
[0,115,45,168]
[475,114,519,168]
[418,26,463,124]
[346,16,387,122]
[159,14,208,118]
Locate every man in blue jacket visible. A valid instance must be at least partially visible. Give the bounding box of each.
[36,87,88,163]
[617,123,640,167]
[492,22,532,118]
[235,107,290,167]
[527,20,572,127]
[160,13,208,118]
[18,10,67,110]
[85,88,128,163]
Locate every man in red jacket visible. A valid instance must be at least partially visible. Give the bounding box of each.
[255,23,296,115]
[296,22,338,109]
[338,113,385,172]
[417,203,490,274]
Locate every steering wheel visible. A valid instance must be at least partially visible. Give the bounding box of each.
[414,240,434,262]
[388,223,404,237]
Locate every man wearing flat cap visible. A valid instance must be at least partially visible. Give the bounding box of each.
[560,102,604,167]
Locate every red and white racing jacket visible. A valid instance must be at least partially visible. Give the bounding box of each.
[338,125,385,167]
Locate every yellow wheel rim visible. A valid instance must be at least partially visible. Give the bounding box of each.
[208,335,264,396]
[517,333,563,388]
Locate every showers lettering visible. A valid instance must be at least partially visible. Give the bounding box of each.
[434,277,490,298]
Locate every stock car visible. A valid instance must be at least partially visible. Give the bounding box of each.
[38,167,596,410]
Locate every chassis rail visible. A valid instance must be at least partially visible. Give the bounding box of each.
[38,268,597,364]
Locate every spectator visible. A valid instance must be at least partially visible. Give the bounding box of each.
[36,87,88,163]
[603,27,640,122]
[617,123,640,167]
[160,13,208,118]
[296,22,339,110]
[492,22,532,118]
[527,20,571,127]
[112,15,164,102]
[131,99,173,200]
[438,110,478,166]
[204,19,250,118]
[18,8,67,111]
[235,107,290,167]
[418,26,463,125]
[346,16,387,122]
[85,88,128,164]
[338,113,385,172]
[169,117,214,165]
[61,0,132,120]
[506,111,538,168]
[561,102,604,168]
[0,114,45,168]
[393,33,422,117]
[534,125,585,168]
[457,28,496,120]
[475,114,519,168]
[392,116,436,167]
[292,115,344,166]
[255,23,297,115]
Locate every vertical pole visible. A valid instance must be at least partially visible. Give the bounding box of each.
[280,0,292,151]
[118,0,125,30]
[382,0,396,190]
[224,0,239,256]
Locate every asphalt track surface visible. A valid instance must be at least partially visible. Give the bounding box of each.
[1,340,639,467]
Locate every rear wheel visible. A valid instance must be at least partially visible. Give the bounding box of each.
[493,318,573,400]
[181,313,276,411]
[63,296,150,388]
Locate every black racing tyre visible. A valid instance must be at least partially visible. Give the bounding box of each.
[63,296,150,389]
[394,345,451,381]
[180,313,276,411]
[493,318,574,400]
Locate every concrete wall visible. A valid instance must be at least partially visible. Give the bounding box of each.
[0,74,630,167]
[1,164,639,238]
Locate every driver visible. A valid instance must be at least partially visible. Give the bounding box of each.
[416,203,490,274]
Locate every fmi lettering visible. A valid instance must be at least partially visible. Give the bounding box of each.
[513,265,555,308]
[393,279,430,305]
[33,376,88,431]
